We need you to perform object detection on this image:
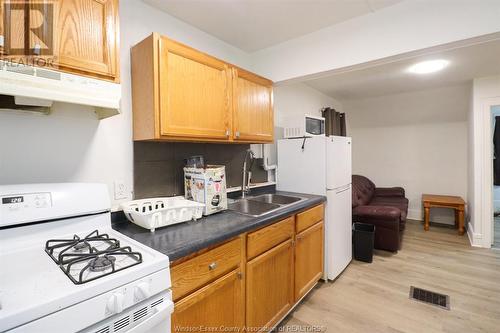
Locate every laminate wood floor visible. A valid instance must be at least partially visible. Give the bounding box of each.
[280,220,500,333]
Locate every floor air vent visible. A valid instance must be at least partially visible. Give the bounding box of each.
[409,286,450,310]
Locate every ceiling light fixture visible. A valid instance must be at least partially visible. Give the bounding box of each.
[408,59,449,74]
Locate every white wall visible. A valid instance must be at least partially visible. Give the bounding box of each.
[345,84,470,224]
[267,82,344,174]
[251,0,500,82]
[0,0,251,210]
[274,83,343,128]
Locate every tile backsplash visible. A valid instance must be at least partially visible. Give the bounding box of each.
[134,142,268,199]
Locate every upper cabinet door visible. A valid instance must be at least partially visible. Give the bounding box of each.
[158,37,232,140]
[55,0,119,81]
[232,68,274,143]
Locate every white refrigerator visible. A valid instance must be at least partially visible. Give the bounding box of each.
[277,136,352,280]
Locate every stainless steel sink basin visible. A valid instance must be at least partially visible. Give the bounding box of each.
[228,194,306,217]
[228,199,280,217]
[250,194,303,205]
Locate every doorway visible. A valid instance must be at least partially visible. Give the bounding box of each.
[492,105,500,248]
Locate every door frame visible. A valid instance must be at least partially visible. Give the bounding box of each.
[480,97,500,248]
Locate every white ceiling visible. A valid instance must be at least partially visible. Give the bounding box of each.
[143,0,402,52]
[305,39,500,100]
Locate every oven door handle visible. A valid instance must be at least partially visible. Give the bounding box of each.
[127,299,174,333]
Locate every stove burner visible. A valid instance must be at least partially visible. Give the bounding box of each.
[45,230,143,285]
[89,255,116,272]
[73,242,90,252]
[45,230,120,264]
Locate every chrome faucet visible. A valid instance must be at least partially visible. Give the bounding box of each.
[241,149,255,198]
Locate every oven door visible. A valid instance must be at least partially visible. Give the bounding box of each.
[127,299,174,333]
[78,290,173,333]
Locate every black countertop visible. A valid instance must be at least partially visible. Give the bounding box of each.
[112,190,325,261]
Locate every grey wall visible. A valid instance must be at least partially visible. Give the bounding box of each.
[134,142,268,198]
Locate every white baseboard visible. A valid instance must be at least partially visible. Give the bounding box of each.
[467,222,482,247]
[407,208,421,221]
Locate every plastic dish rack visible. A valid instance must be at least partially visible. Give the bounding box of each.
[121,196,205,232]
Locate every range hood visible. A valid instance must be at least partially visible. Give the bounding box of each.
[0,61,121,119]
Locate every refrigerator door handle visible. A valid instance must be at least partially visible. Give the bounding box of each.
[335,187,351,194]
[328,184,351,193]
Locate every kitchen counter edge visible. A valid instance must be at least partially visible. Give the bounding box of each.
[112,191,326,262]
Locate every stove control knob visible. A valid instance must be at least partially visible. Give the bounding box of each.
[106,292,125,315]
[134,282,151,301]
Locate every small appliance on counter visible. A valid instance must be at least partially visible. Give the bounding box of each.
[184,165,228,215]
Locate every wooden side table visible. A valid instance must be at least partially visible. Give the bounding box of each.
[422,194,466,235]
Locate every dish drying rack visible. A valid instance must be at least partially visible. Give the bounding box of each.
[121,196,205,232]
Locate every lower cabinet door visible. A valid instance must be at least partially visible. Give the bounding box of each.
[246,239,294,331]
[295,221,324,301]
[172,269,244,332]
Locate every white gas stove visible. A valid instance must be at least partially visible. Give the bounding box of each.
[0,183,173,333]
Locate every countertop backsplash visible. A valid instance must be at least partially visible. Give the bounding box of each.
[133,141,268,199]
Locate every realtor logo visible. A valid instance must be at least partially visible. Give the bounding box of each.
[2,0,54,57]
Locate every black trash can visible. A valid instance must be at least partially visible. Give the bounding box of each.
[353,222,375,263]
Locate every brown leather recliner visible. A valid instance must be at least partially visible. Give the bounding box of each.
[352,175,408,252]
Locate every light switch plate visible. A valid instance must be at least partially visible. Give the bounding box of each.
[114,181,128,200]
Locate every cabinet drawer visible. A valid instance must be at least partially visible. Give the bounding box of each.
[247,217,294,260]
[171,238,242,301]
[296,204,324,233]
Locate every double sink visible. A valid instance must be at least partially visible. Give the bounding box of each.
[228,194,305,217]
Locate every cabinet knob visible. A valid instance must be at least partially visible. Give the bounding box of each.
[208,262,217,270]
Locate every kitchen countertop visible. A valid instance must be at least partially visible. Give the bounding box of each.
[112,190,326,262]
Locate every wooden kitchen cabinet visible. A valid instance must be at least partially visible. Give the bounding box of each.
[232,68,274,142]
[294,221,324,301]
[246,239,294,331]
[171,238,242,301]
[54,0,119,82]
[131,33,274,143]
[0,0,119,81]
[171,204,324,333]
[296,204,324,233]
[247,216,294,260]
[158,36,232,140]
[172,269,244,332]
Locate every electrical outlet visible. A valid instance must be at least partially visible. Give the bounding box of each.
[114,181,128,200]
